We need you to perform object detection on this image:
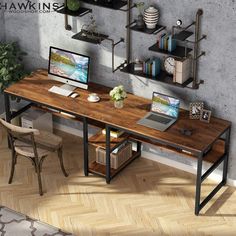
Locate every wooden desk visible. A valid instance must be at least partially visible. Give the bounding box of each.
[4,69,231,215]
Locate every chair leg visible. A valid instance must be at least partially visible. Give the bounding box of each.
[8,150,17,184]
[57,147,68,177]
[35,158,43,196]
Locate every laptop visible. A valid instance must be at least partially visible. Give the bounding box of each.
[137,92,180,131]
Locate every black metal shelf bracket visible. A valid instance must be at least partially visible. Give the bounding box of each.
[118,3,137,12]
[105,37,125,73]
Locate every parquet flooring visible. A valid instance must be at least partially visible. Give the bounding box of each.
[0,129,236,236]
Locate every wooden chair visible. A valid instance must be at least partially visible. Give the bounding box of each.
[0,118,68,196]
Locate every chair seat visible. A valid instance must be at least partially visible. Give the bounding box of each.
[33,130,62,150]
[14,131,62,158]
[14,140,51,158]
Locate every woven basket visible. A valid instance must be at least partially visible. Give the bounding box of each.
[96,142,132,169]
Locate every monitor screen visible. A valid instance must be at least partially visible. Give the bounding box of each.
[151,92,180,118]
[48,47,90,85]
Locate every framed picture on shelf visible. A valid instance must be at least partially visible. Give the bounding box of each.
[189,102,204,119]
[200,109,212,123]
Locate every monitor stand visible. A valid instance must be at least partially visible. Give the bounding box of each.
[60,84,76,92]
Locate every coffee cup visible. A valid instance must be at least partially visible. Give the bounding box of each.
[88,93,98,101]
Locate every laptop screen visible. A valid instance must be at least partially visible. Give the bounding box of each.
[151,92,180,118]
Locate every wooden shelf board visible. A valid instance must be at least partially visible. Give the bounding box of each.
[72,30,109,44]
[130,24,165,35]
[57,7,91,17]
[149,44,192,58]
[121,63,193,88]
[89,131,129,149]
[130,134,225,164]
[173,30,193,41]
[89,151,138,177]
[80,0,127,10]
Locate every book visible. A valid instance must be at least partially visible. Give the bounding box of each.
[174,58,191,84]
[168,35,177,52]
[159,33,166,49]
[102,128,124,138]
[152,58,161,77]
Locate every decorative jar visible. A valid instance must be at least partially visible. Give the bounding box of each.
[143,6,159,29]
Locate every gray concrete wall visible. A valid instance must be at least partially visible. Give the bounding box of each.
[0,0,5,41]
[2,0,236,179]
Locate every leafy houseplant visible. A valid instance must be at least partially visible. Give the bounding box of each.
[109,85,127,109]
[0,42,27,92]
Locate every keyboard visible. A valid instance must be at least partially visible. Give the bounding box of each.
[146,114,171,124]
[48,86,72,97]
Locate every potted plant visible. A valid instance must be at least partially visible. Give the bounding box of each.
[136,2,145,28]
[109,85,127,109]
[0,42,27,93]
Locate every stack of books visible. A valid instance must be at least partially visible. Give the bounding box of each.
[158,33,177,52]
[134,62,143,71]
[102,128,124,138]
[142,57,161,77]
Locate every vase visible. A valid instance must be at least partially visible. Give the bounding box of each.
[136,14,145,28]
[114,100,124,109]
[143,6,159,29]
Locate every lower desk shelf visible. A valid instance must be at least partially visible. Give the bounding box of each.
[89,151,140,178]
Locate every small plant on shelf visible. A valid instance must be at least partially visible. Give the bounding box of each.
[136,2,145,28]
[109,85,127,109]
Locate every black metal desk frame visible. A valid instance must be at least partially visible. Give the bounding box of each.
[4,92,231,216]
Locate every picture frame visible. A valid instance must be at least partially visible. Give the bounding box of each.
[200,109,212,123]
[189,102,204,119]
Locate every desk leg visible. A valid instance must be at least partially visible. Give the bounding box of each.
[4,93,11,123]
[106,125,111,184]
[83,117,89,176]
[223,127,231,183]
[4,93,11,148]
[137,141,142,156]
[195,153,203,215]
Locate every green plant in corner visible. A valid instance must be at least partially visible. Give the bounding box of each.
[0,42,27,92]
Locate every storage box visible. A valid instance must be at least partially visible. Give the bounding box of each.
[21,109,53,133]
[96,142,132,169]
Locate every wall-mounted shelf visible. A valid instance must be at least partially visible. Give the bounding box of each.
[80,0,127,10]
[121,63,193,88]
[173,30,193,41]
[72,30,109,44]
[57,7,92,17]
[149,44,192,59]
[128,22,166,35]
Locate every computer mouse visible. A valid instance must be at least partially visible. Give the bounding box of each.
[70,92,79,98]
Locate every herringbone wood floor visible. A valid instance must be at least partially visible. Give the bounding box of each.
[0,129,236,236]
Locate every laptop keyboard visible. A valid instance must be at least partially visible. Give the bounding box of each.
[146,114,172,124]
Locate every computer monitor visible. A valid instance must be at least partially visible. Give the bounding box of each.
[48,46,90,90]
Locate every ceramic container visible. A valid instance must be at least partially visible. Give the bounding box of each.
[143,6,159,29]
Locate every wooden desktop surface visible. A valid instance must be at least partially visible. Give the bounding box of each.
[5,69,231,155]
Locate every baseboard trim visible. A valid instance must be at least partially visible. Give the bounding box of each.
[55,122,236,187]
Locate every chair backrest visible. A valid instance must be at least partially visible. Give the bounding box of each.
[0,118,40,156]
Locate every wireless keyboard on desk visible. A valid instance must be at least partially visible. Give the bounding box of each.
[48,86,72,97]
